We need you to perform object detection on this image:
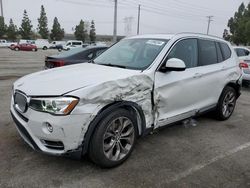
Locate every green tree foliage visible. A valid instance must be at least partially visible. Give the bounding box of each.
[74,19,87,42]
[7,19,18,41]
[19,10,33,39]
[225,2,250,45]
[0,16,7,38]
[50,17,64,40]
[37,5,49,39]
[89,20,96,42]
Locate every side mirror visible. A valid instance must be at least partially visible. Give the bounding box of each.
[161,58,186,72]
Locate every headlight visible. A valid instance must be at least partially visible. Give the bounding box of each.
[29,97,79,115]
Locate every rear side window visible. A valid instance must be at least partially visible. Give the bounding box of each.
[220,43,231,60]
[168,39,198,68]
[198,39,217,66]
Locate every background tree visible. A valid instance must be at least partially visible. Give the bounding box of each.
[50,17,64,40]
[7,19,18,41]
[226,2,250,45]
[19,10,33,39]
[37,5,49,39]
[89,20,96,42]
[74,19,87,42]
[0,16,7,38]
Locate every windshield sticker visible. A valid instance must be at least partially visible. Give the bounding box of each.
[146,40,165,46]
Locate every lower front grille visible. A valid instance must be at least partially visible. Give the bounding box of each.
[41,140,64,150]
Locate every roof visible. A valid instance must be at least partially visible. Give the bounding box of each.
[126,32,227,43]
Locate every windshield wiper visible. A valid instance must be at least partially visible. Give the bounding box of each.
[98,63,127,69]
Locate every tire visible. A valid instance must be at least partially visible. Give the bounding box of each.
[89,108,137,168]
[14,47,19,51]
[43,46,48,50]
[32,48,36,52]
[58,48,62,52]
[215,86,237,121]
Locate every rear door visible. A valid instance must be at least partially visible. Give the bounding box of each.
[193,39,226,105]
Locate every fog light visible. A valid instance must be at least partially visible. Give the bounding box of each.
[45,122,53,133]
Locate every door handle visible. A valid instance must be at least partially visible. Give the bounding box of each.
[193,73,203,78]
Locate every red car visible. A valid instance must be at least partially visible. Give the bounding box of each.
[11,43,37,52]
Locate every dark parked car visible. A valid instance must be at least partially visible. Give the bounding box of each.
[11,43,37,51]
[45,46,108,69]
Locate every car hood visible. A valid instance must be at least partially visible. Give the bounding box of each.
[14,63,142,96]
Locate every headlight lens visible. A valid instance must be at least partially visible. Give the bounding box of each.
[29,97,79,115]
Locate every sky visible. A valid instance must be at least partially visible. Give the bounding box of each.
[2,0,250,37]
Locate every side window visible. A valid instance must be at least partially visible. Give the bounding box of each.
[236,48,250,57]
[96,49,105,57]
[87,52,94,59]
[198,39,217,66]
[215,42,223,63]
[220,43,231,60]
[245,49,250,56]
[168,39,198,68]
[73,42,82,45]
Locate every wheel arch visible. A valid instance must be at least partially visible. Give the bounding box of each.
[224,81,241,98]
[81,101,147,155]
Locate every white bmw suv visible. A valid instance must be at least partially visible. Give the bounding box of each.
[11,33,242,167]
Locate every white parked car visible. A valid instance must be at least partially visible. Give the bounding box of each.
[233,46,250,86]
[11,33,242,167]
[19,39,35,45]
[0,39,16,48]
[50,41,66,49]
[34,39,51,50]
[63,40,84,50]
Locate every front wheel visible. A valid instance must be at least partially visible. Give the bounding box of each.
[89,109,137,168]
[215,86,237,120]
[14,47,19,51]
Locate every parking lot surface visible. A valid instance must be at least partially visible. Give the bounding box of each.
[1,48,250,188]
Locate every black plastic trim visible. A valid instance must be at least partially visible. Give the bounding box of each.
[13,106,29,122]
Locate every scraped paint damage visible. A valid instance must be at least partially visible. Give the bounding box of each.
[71,74,157,147]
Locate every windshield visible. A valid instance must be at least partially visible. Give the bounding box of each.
[94,38,168,70]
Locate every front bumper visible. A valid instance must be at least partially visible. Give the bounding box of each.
[10,98,92,156]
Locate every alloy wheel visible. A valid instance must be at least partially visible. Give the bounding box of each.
[222,91,236,118]
[103,117,135,161]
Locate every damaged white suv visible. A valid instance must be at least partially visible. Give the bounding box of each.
[11,33,241,167]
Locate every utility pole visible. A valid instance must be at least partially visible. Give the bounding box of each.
[113,0,118,43]
[137,4,141,35]
[206,16,213,35]
[0,0,3,17]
